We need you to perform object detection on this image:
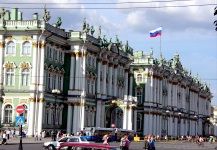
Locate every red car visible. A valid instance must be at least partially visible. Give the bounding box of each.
[57,142,120,150]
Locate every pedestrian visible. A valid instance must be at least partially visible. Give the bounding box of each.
[150,135,156,150]
[39,132,42,140]
[143,137,151,150]
[120,135,130,150]
[34,131,38,141]
[120,135,126,150]
[102,134,110,145]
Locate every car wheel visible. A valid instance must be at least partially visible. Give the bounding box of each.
[48,145,55,150]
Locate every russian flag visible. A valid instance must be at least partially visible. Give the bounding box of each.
[149,27,162,38]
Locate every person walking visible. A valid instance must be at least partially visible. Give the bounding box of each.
[120,135,130,150]
[143,137,151,150]
[102,134,110,145]
[150,135,156,150]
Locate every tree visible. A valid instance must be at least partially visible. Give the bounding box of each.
[214,6,217,31]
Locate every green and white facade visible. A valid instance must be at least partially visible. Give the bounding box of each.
[0,7,213,137]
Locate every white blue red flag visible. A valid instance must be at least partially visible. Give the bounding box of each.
[149,27,162,38]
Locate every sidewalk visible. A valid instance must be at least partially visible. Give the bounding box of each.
[6,137,52,144]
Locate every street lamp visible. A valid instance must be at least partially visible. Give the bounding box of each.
[52,89,60,141]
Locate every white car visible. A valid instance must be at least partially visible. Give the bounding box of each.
[43,136,89,150]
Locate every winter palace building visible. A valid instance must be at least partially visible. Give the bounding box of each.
[0,7,213,137]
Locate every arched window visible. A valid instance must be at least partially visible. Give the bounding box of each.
[6,68,14,86]
[21,68,30,86]
[19,105,28,123]
[22,42,31,55]
[7,41,15,54]
[53,74,57,89]
[4,104,13,123]
[136,87,142,104]
[137,74,142,82]
[48,73,51,90]
[137,114,142,131]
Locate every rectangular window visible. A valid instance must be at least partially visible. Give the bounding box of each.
[21,74,29,86]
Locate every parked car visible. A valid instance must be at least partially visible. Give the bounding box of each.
[43,136,89,150]
[57,142,120,150]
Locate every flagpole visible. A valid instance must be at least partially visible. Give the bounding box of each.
[160,26,162,57]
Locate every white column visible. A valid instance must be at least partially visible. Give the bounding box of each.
[96,59,101,98]
[168,83,171,106]
[149,114,153,134]
[169,116,173,136]
[129,73,133,96]
[28,100,35,136]
[100,102,105,127]
[124,69,129,96]
[37,99,44,134]
[108,63,113,95]
[39,41,45,91]
[102,61,107,99]
[153,78,156,104]
[74,52,81,92]
[0,38,4,105]
[159,115,162,136]
[79,101,85,131]
[143,113,149,135]
[30,40,37,91]
[69,52,75,90]
[127,106,133,130]
[96,100,102,127]
[67,103,72,134]
[113,65,118,97]
[123,105,128,129]
[133,109,137,132]
[152,115,156,134]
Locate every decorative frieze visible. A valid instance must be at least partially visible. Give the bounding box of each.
[4,99,12,104]
[20,99,27,104]
[22,36,31,41]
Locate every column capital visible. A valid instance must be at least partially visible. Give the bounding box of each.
[67,102,73,106]
[108,62,114,67]
[39,98,45,103]
[40,42,47,49]
[102,60,108,65]
[29,98,35,102]
[97,58,102,62]
[129,73,134,77]
[70,52,76,57]
[114,64,119,69]
[32,42,38,48]
[125,69,129,73]
[0,42,5,48]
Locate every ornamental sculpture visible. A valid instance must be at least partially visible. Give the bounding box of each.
[42,5,51,23]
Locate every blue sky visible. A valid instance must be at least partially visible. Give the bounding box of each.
[2,0,217,105]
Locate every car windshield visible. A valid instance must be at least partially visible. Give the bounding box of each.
[68,138,79,142]
[59,137,68,142]
[80,137,87,141]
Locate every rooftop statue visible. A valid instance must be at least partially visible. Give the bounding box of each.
[53,17,62,28]
[86,23,90,34]
[150,48,153,58]
[42,5,51,23]
[0,8,6,20]
[98,26,101,39]
[102,35,108,47]
[90,25,95,36]
[82,18,86,33]
[115,35,119,44]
